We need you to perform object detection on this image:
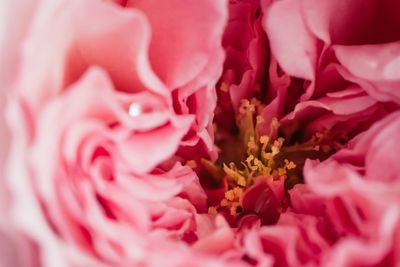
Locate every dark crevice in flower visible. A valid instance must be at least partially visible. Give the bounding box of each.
[96,194,117,220]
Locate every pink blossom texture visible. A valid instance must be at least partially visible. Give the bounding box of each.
[1,0,400,266]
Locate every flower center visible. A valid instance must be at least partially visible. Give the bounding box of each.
[202,95,345,226]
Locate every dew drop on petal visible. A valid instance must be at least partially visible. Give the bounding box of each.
[128,102,142,117]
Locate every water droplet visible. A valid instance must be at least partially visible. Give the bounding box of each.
[128,102,142,117]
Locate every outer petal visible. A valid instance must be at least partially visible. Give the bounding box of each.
[281,86,386,141]
[18,0,167,113]
[0,0,38,212]
[127,0,228,89]
[0,225,40,267]
[263,0,318,80]
[328,111,400,183]
[335,43,400,104]
[301,0,400,45]
[24,68,195,264]
[303,112,400,266]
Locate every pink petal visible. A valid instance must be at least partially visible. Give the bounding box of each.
[263,0,318,80]
[127,0,228,89]
[18,0,167,113]
[335,43,400,104]
[302,0,400,45]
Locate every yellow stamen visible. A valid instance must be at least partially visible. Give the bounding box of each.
[230,204,239,216]
[237,176,247,187]
[284,159,296,170]
[233,187,243,198]
[208,206,217,216]
[247,136,258,155]
[225,190,235,201]
[186,160,197,169]
[223,163,247,186]
[278,168,287,176]
[220,82,229,93]
[220,199,229,207]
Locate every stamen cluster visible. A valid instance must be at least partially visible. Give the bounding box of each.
[207,98,344,219]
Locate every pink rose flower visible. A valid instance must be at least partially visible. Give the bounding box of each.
[2,0,400,266]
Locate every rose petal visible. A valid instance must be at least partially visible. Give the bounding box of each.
[263,0,318,80]
[127,0,228,89]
